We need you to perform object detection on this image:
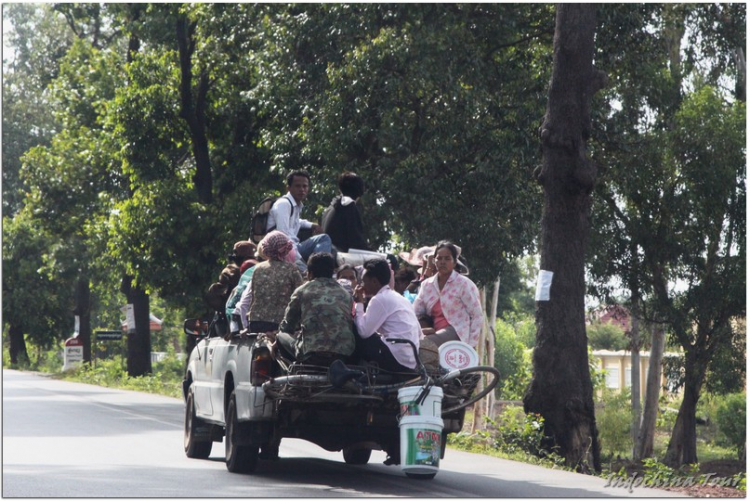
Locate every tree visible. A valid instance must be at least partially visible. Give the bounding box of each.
[588,3,746,465]
[2,4,73,216]
[2,214,69,364]
[247,4,552,284]
[18,8,129,364]
[636,323,666,459]
[657,87,745,467]
[523,4,607,472]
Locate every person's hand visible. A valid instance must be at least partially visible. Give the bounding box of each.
[311,224,324,235]
[354,284,366,303]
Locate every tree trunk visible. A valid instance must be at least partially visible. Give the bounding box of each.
[663,349,707,467]
[629,294,641,459]
[176,15,213,205]
[120,275,152,377]
[486,282,498,420]
[8,323,28,365]
[471,288,488,432]
[73,278,92,363]
[635,324,665,459]
[523,4,606,473]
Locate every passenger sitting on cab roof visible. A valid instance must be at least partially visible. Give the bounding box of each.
[353,259,421,373]
[276,252,356,365]
[246,231,303,333]
[267,169,332,274]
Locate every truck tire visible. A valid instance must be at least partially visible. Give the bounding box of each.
[184,388,212,459]
[342,447,372,465]
[225,392,259,473]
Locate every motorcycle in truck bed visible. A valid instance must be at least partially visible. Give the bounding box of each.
[182,318,499,479]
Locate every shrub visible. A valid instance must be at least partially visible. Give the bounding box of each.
[491,405,548,456]
[587,322,629,351]
[494,319,532,400]
[597,388,632,457]
[715,392,746,461]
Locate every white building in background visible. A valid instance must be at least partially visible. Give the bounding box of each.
[592,349,680,395]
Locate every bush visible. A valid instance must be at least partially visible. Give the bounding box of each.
[488,405,551,456]
[494,319,532,400]
[587,322,628,351]
[64,354,183,399]
[715,393,746,461]
[597,388,633,457]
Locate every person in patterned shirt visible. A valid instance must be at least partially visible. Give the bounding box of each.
[413,241,483,348]
[247,231,304,332]
[276,252,356,364]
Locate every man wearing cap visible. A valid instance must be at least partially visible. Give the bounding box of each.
[266,170,332,274]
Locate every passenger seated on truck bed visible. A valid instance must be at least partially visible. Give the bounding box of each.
[247,231,303,333]
[353,259,421,373]
[276,252,356,365]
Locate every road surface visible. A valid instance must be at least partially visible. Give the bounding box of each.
[2,369,678,497]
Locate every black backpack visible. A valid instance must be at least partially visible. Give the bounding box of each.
[249,195,294,243]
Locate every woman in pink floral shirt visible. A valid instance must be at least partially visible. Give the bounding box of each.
[412,241,484,348]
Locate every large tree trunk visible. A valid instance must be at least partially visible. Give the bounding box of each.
[629,293,641,459]
[663,349,707,467]
[8,323,28,365]
[120,275,152,377]
[524,4,606,473]
[73,278,92,363]
[471,288,488,432]
[635,323,665,459]
[177,15,213,205]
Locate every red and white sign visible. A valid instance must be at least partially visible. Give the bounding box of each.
[438,341,479,370]
[63,336,84,371]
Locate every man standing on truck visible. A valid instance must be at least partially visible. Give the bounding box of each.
[321,171,370,252]
[266,170,332,273]
[276,252,356,365]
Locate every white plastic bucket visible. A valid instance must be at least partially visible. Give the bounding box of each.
[399,415,444,475]
[398,386,443,418]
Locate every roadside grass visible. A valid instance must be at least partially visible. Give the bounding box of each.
[54,354,184,399]
[449,404,745,494]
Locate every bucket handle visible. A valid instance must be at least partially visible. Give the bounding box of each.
[398,383,434,420]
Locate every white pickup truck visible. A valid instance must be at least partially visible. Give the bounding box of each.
[181,316,499,477]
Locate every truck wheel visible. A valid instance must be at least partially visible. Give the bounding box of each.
[184,388,212,459]
[343,447,372,465]
[225,392,259,473]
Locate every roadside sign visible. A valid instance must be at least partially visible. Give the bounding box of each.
[63,336,83,371]
[96,330,123,341]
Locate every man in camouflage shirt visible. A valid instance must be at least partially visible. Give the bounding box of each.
[277,252,356,364]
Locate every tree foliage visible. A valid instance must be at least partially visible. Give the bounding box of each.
[2,3,744,411]
[588,3,746,466]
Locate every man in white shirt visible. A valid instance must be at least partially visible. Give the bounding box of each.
[353,259,421,372]
[266,170,332,273]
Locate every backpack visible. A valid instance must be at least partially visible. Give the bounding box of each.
[249,195,294,243]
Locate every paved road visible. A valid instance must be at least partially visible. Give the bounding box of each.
[2,369,677,497]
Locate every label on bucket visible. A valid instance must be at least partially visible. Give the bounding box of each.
[404,427,441,467]
[400,401,421,416]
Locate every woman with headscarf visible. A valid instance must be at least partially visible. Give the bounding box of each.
[246,230,304,332]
